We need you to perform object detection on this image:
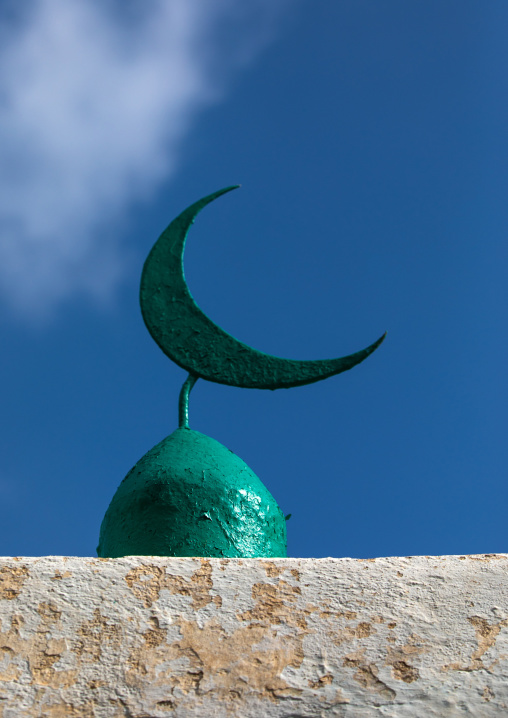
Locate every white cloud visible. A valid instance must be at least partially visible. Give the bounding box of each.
[0,0,288,319]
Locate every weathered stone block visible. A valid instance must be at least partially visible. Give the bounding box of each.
[0,555,507,716]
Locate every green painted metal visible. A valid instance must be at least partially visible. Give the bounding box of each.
[97,428,287,559]
[139,186,386,390]
[178,373,198,429]
[98,187,385,559]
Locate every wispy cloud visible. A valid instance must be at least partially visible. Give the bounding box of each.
[0,0,288,319]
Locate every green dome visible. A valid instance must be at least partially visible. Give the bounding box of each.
[97,428,287,558]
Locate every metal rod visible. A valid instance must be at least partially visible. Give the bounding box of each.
[178,373,199,428]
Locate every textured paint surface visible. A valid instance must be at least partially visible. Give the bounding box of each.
[97,428,287,558]
[0,555,507,717]
[139,186,386,389]
[99,187,385,558]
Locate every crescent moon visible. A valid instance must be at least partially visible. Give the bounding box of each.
[140,186,385,389]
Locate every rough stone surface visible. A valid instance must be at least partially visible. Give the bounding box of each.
[0,555,507,717]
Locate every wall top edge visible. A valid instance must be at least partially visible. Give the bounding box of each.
[0,553,507,562]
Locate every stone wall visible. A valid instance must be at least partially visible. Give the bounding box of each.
[0,555,507,716]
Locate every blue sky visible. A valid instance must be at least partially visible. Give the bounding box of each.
[0,0,506,559]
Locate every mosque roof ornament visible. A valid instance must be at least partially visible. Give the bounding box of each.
[97,187,386,558]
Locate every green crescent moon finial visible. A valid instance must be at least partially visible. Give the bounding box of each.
[140,186,386,393]
[96,187,386,560]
